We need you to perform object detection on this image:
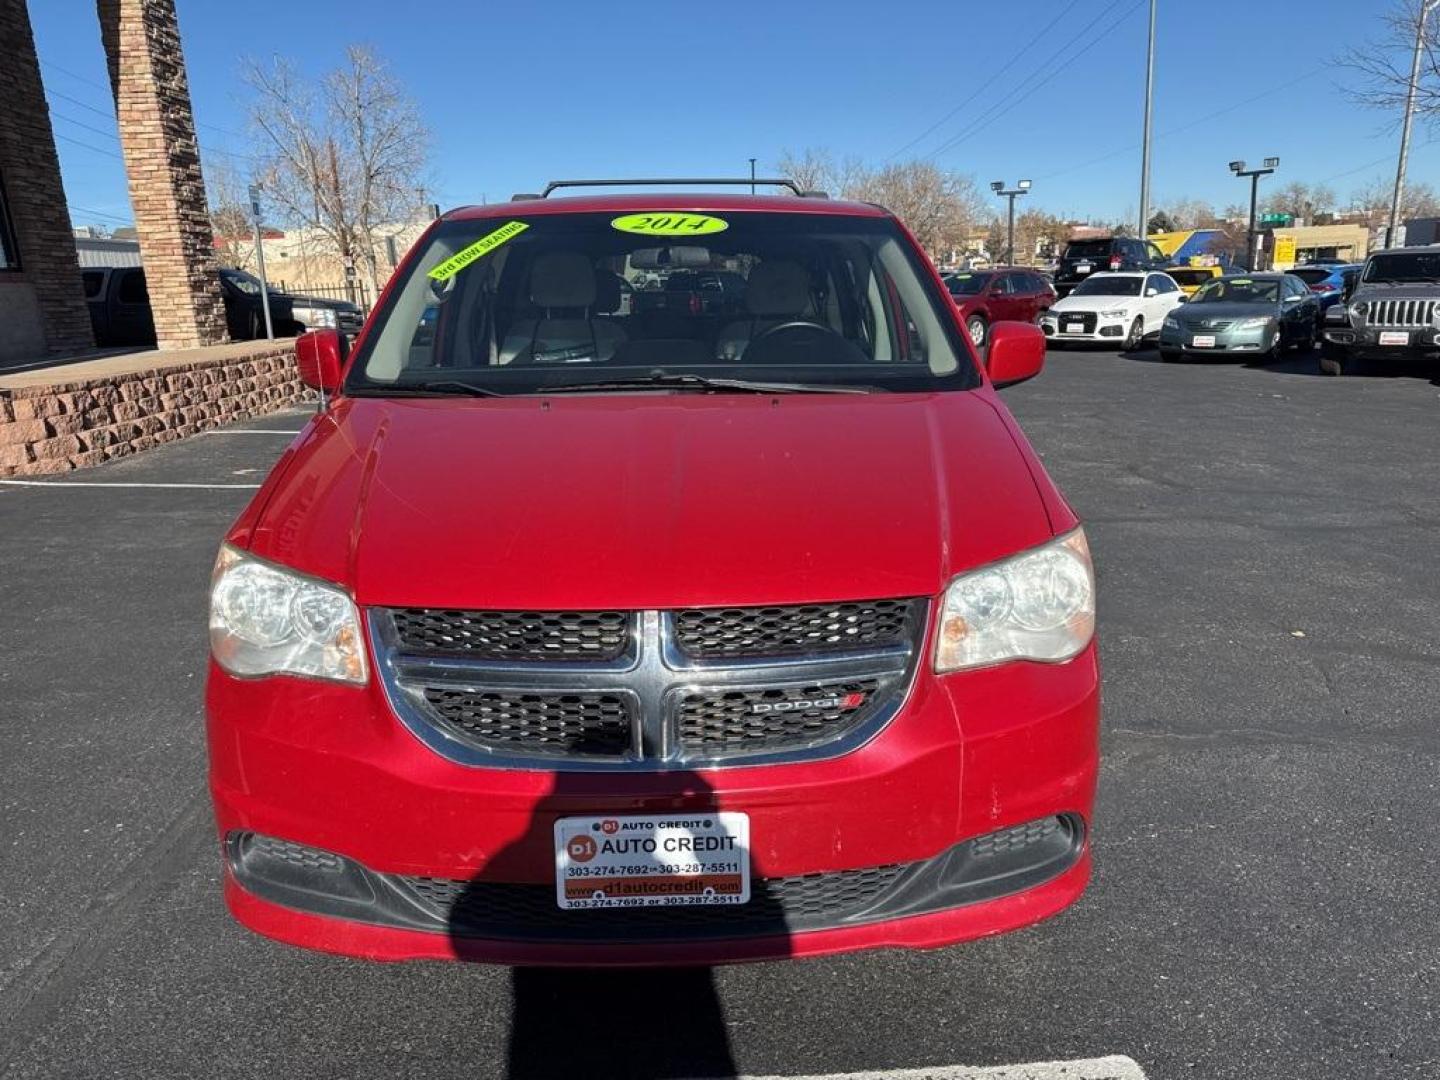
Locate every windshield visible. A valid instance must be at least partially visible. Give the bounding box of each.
[224,270,262,296]
[1071,276,1141,297]
[346,210,977,394]
[945,272,992,296]
[1362,252,1440,284]
[1190,278,1280,304]
[1064,240,1113,259]
[1168,269,1216,288]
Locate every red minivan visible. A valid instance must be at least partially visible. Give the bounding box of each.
[206,183,1099,966]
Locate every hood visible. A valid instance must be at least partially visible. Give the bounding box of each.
[1351,283,1440,301]
[1175,301,1277,321]
[1052,292,1141,314]
[243,392,1056,610]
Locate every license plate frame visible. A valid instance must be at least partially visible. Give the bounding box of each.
[1065,322,1088,335]
[1191,334,1216,348]
[1379,330,1410,346]
[554,813,750,910]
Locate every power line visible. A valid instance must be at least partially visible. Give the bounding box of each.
[67,204,133,225]
[46,86,256,163]
[928,0,1146,161]
[50,110,123,145]
[885,0,1086,161]
[40,58,250,141]
[52,132,125,161]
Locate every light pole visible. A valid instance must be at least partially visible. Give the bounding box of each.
[990,179,1031,265]
[1387,0,1440,248]
[246,184,275,340]
[748,157,756,195]
[1229,158,1279,270]
[1138,0,1157,240]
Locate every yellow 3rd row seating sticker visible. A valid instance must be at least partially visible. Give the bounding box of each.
[611,212,728,236]
[427,220,530,281]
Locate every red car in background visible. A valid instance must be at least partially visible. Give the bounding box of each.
[944,268,1056,349]
[206,182,1098,967]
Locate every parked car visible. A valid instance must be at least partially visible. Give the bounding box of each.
[1319,247,1440,376]
[1289,263,1364,315]
[944,267,1056,348]
[1053,237,1170,297]
[1158,273,1320,362]
[1040,271,1186,350]
[82,266,299,347]
[207,184,1098,967]
[278,283,365,337]
[1166,264,1229,297]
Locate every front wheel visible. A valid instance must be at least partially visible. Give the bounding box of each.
[966,315,988,350]
[1122,317,1144,351]
[1319,350,1346,376]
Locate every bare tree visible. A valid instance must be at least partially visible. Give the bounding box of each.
[1266,181,1338,223]
[207,158,259,272]
[1348,175,1440,228]
[242,45,430,302]
[1341,0,1440,129]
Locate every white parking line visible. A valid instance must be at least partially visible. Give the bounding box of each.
[0,480,261,490]
[742,1057,1147,1080]
[200,429,303,435]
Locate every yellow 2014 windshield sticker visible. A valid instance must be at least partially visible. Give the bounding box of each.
[427,221,529,281]
[611,212,728,237]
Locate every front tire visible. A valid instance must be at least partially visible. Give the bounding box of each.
[1122,317,1144,352]
[967,315,988,350]
[1319,349,1346,376]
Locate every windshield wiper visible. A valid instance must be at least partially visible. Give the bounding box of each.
[538,373,874,395]
[350,380,506,398]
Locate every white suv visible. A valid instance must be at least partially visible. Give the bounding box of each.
[1041,271,1186,350]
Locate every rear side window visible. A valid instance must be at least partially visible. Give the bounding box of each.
[117,271,148,305]
[1065,240,1113,258]
[1290,268,1331,285]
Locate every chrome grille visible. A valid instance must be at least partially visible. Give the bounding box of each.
[676,679,882,755]
[421,687,634,759]
[1364,298,1437,328]
[673,600,917,659]
[372,601,926,770]
[389,608,631,661]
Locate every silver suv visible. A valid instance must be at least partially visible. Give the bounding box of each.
[1321,247,1440,375]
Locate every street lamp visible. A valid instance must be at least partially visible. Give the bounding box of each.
[1388,0,1440,247]
[991,179,1031,265]
[748,157,756,195]
[1230,158,1279,270]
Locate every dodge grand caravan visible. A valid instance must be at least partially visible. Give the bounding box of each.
[206,181,1100,965]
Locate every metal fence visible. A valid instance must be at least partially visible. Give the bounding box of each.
[274,280,374,311]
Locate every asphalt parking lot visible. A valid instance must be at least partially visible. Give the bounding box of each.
[2,344,1438,1080]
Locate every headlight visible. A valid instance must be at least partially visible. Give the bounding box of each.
[1163,316,1179,330]
[1099,308,1129,319]
[209,545,367,684]
[297,306,338,328]
[935,528,1095,673]
[1235,316,1272,330]
[1349,302,1367,321]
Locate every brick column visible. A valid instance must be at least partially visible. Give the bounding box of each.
[0,0,95,355]
[98,0,228,349]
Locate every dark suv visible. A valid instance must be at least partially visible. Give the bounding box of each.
[1320,247,1440,375]
[1055,237,1170,297]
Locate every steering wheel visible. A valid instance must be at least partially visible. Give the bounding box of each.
[744,320,846,364]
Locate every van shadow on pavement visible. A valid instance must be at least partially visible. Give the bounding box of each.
[444,768,790,1080]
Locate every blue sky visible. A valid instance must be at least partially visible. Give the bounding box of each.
[29,0,1438,231]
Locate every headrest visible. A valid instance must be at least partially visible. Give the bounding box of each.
[746,260,812,316]
[529,252,595,308]
[593,270,626,314]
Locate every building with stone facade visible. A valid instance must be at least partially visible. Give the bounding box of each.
[0,0,228,369]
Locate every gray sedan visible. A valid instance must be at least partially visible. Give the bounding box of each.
[1158,273,1320,362]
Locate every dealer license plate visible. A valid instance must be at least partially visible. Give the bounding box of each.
[554,813,750,910]
[1075,263,1092,274]
[1191,335,1216,348]
[1379,331,1410,346]
[1065,322,1087,335]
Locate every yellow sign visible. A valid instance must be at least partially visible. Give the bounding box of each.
[427,221,529,281]
[611,212,728,237]
[1273,235,1297,267]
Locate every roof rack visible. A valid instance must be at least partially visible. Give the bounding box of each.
[510,178,828,201]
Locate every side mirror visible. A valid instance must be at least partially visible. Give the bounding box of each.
[1175,295,1188,303]
[1145,288,1158,297]
[296,329,346,392]
[986,321,1046,388]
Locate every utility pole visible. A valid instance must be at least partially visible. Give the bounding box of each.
[748,157,757,195]
[990,179,1032,264]
[247,184,275,340]
[1138,0,1157,240]
[1229,158,1279,270]
[1387,0,1440,248]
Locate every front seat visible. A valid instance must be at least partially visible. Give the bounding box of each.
[499,252,626,364]
[716,260,815,362]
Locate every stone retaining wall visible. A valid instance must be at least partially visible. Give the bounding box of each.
[0,342,309,476]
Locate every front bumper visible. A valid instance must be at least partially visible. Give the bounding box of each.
[1041,316,1130,343]
[1323,325,1440,358]
[1159,322,1275,355]
[207,641,1099,965]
